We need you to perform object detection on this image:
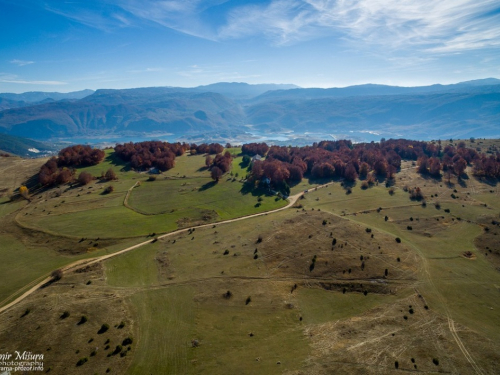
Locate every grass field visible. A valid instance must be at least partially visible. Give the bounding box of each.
[17,150,286,238]
[1,144,500,374]
[0,234,68,303]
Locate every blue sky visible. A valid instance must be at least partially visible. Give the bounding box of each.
[1,0,500,93]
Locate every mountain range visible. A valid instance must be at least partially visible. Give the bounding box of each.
[0,80,499,142]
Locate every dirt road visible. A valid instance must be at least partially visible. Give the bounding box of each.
[0,183,333,315]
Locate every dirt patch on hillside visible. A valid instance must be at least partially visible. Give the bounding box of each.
[0,263,135,375]
[301,294,500,374]
[256,211,419,283]
[177,209,219,228]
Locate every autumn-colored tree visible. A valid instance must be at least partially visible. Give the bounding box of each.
[429,157,441,177]
[417,156,429,174]
[453,157,467,179]
[77,171,93,185]
[105,168,117,181]
[205,155,213,167]
[211,166,223,182]
[359,162,369,178]
[19,185,29,199]
[344,163,358,182]
[56,169,74,185]
[251,160,264,180]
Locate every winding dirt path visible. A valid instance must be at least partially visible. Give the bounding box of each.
[0,183,333,315]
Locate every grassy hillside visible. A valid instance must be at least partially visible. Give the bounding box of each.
[17,150,286,238]
[0,141,500,374]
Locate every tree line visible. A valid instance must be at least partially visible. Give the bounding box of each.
[114,141,188,171]
[39,145,105,186]
[245,139,500,189]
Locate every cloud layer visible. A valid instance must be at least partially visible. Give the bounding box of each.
[39,0,500,54]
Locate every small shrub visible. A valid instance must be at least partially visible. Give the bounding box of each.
[78,316,88,325]
[60,311,70,319]
[256,235,262,244]
[223,290,233,299]
[76,358,88,367]
[395,361,399,369]
[385,215,388,221]
[21,308,31,318]
[223,249,229,255]
[432,358,439,366]
[245,296,252,305]
[98,323,110,334]
[122,337,133,346]
[118,321,125,329]
[409,308,414,314]
[444,208,450,213]
[112,345,122,355]
[147,175,157,181]
[103,185,114,194]
[407,226,412,230]
[51,269,63,281]
[90,350,97,357]
[365,228,372,233]
[395,237,401,243]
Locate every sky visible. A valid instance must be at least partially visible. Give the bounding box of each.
[0,0,500,93]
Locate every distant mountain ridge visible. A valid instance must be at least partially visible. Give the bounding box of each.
[0,88,246,139]
[0,89,94,103]
[0,80,499,141]
[252,78,500,102]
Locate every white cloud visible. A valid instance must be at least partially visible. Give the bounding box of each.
[10,59,35,66]
[0,73,66,85]
[0,79,67,85]
[218,0,500,53]
[127,67,164,73]
[176,64,260,81]
[39,0,500,54]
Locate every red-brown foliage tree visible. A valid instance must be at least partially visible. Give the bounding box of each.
[114,141,187,172]
[77,171,93,185]
[38,145,105,187]
[211,166,223,182]
[241,143,269,156]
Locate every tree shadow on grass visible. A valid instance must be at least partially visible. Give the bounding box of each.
[239,183,270,197]
[198,181,217,191]
[104,153,131,172]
